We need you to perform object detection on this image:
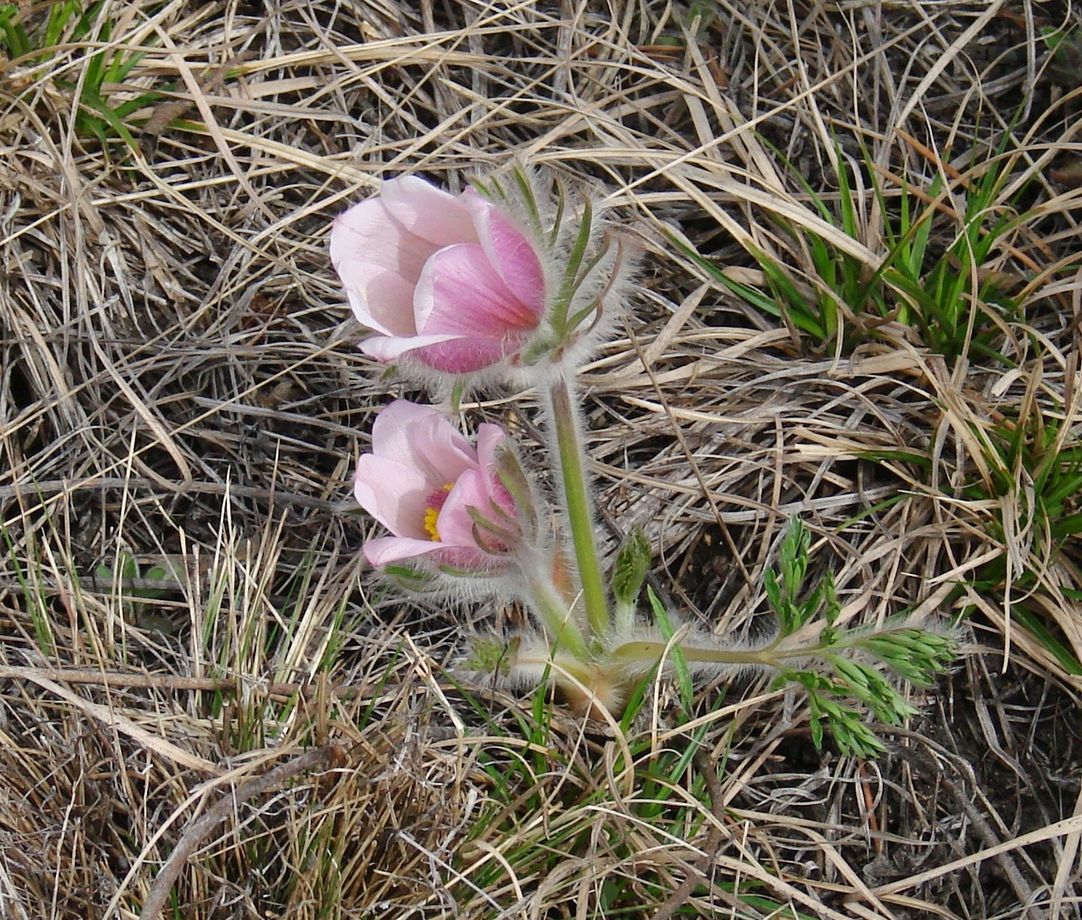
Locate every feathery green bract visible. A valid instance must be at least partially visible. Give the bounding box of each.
[611,526,651,634]
[764,518,957,757]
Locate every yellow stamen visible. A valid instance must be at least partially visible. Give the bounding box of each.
[424,507,441,541]
[423,483,455,542]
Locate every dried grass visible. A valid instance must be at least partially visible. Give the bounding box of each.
[1,0,1081,917]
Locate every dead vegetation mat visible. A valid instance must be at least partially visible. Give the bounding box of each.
[1,1,1081,918]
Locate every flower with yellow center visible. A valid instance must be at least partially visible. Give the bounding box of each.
[354,400,522,572]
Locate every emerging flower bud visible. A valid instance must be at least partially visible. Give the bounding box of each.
[330,176,547,374]
[353,400,526,573]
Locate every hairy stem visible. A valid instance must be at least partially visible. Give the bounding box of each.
[609,639,781,671]
[523,562,588,660]
[546,373,609,641]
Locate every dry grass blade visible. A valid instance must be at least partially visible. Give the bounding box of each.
[138,744,344,919]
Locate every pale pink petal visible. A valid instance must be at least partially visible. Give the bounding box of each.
[360,331,468,363]
[475,423,516,515]
[475,423,506,474]
[431,546,494,571]
[354,454,430,539]
[411,337,511,374]
[467,196,546,313]
[369,400,444,468]
[367,534,494,572]
[414,244,540,337]
[415,413,484,485]
[364,535,445,566]
[436,469,496,547]
[330,198,435,281]
[331,197,438,335]
[370,400,475,484]
[381,177,478,247]
[336,258,417,336]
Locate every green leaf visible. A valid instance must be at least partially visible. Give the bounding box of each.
[836,153,859,238]
[763,568,788,631]
[780,517,809,600]
[1009,606,1082,676]
[649,586,694,712]
[551,198,593,331]
[1041,25,1068,52]
[0,5,31,58]
[807,692,824,750]
[858,626,957,686]
[77,88,141,151]
[1051,511,1082,540]
[381,563,438,591]
[821,570,839,626]
[510,164,542,237]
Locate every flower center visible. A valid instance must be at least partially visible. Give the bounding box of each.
[423,483,454,541]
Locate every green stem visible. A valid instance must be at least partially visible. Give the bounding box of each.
[546,374,610,642]
[610,636,779,666]
[609,639,787,671]
[524,568,588,661]
[611,627,938,673]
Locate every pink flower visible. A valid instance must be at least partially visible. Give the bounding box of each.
[354,400,521,570]
[330,177,546,374]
